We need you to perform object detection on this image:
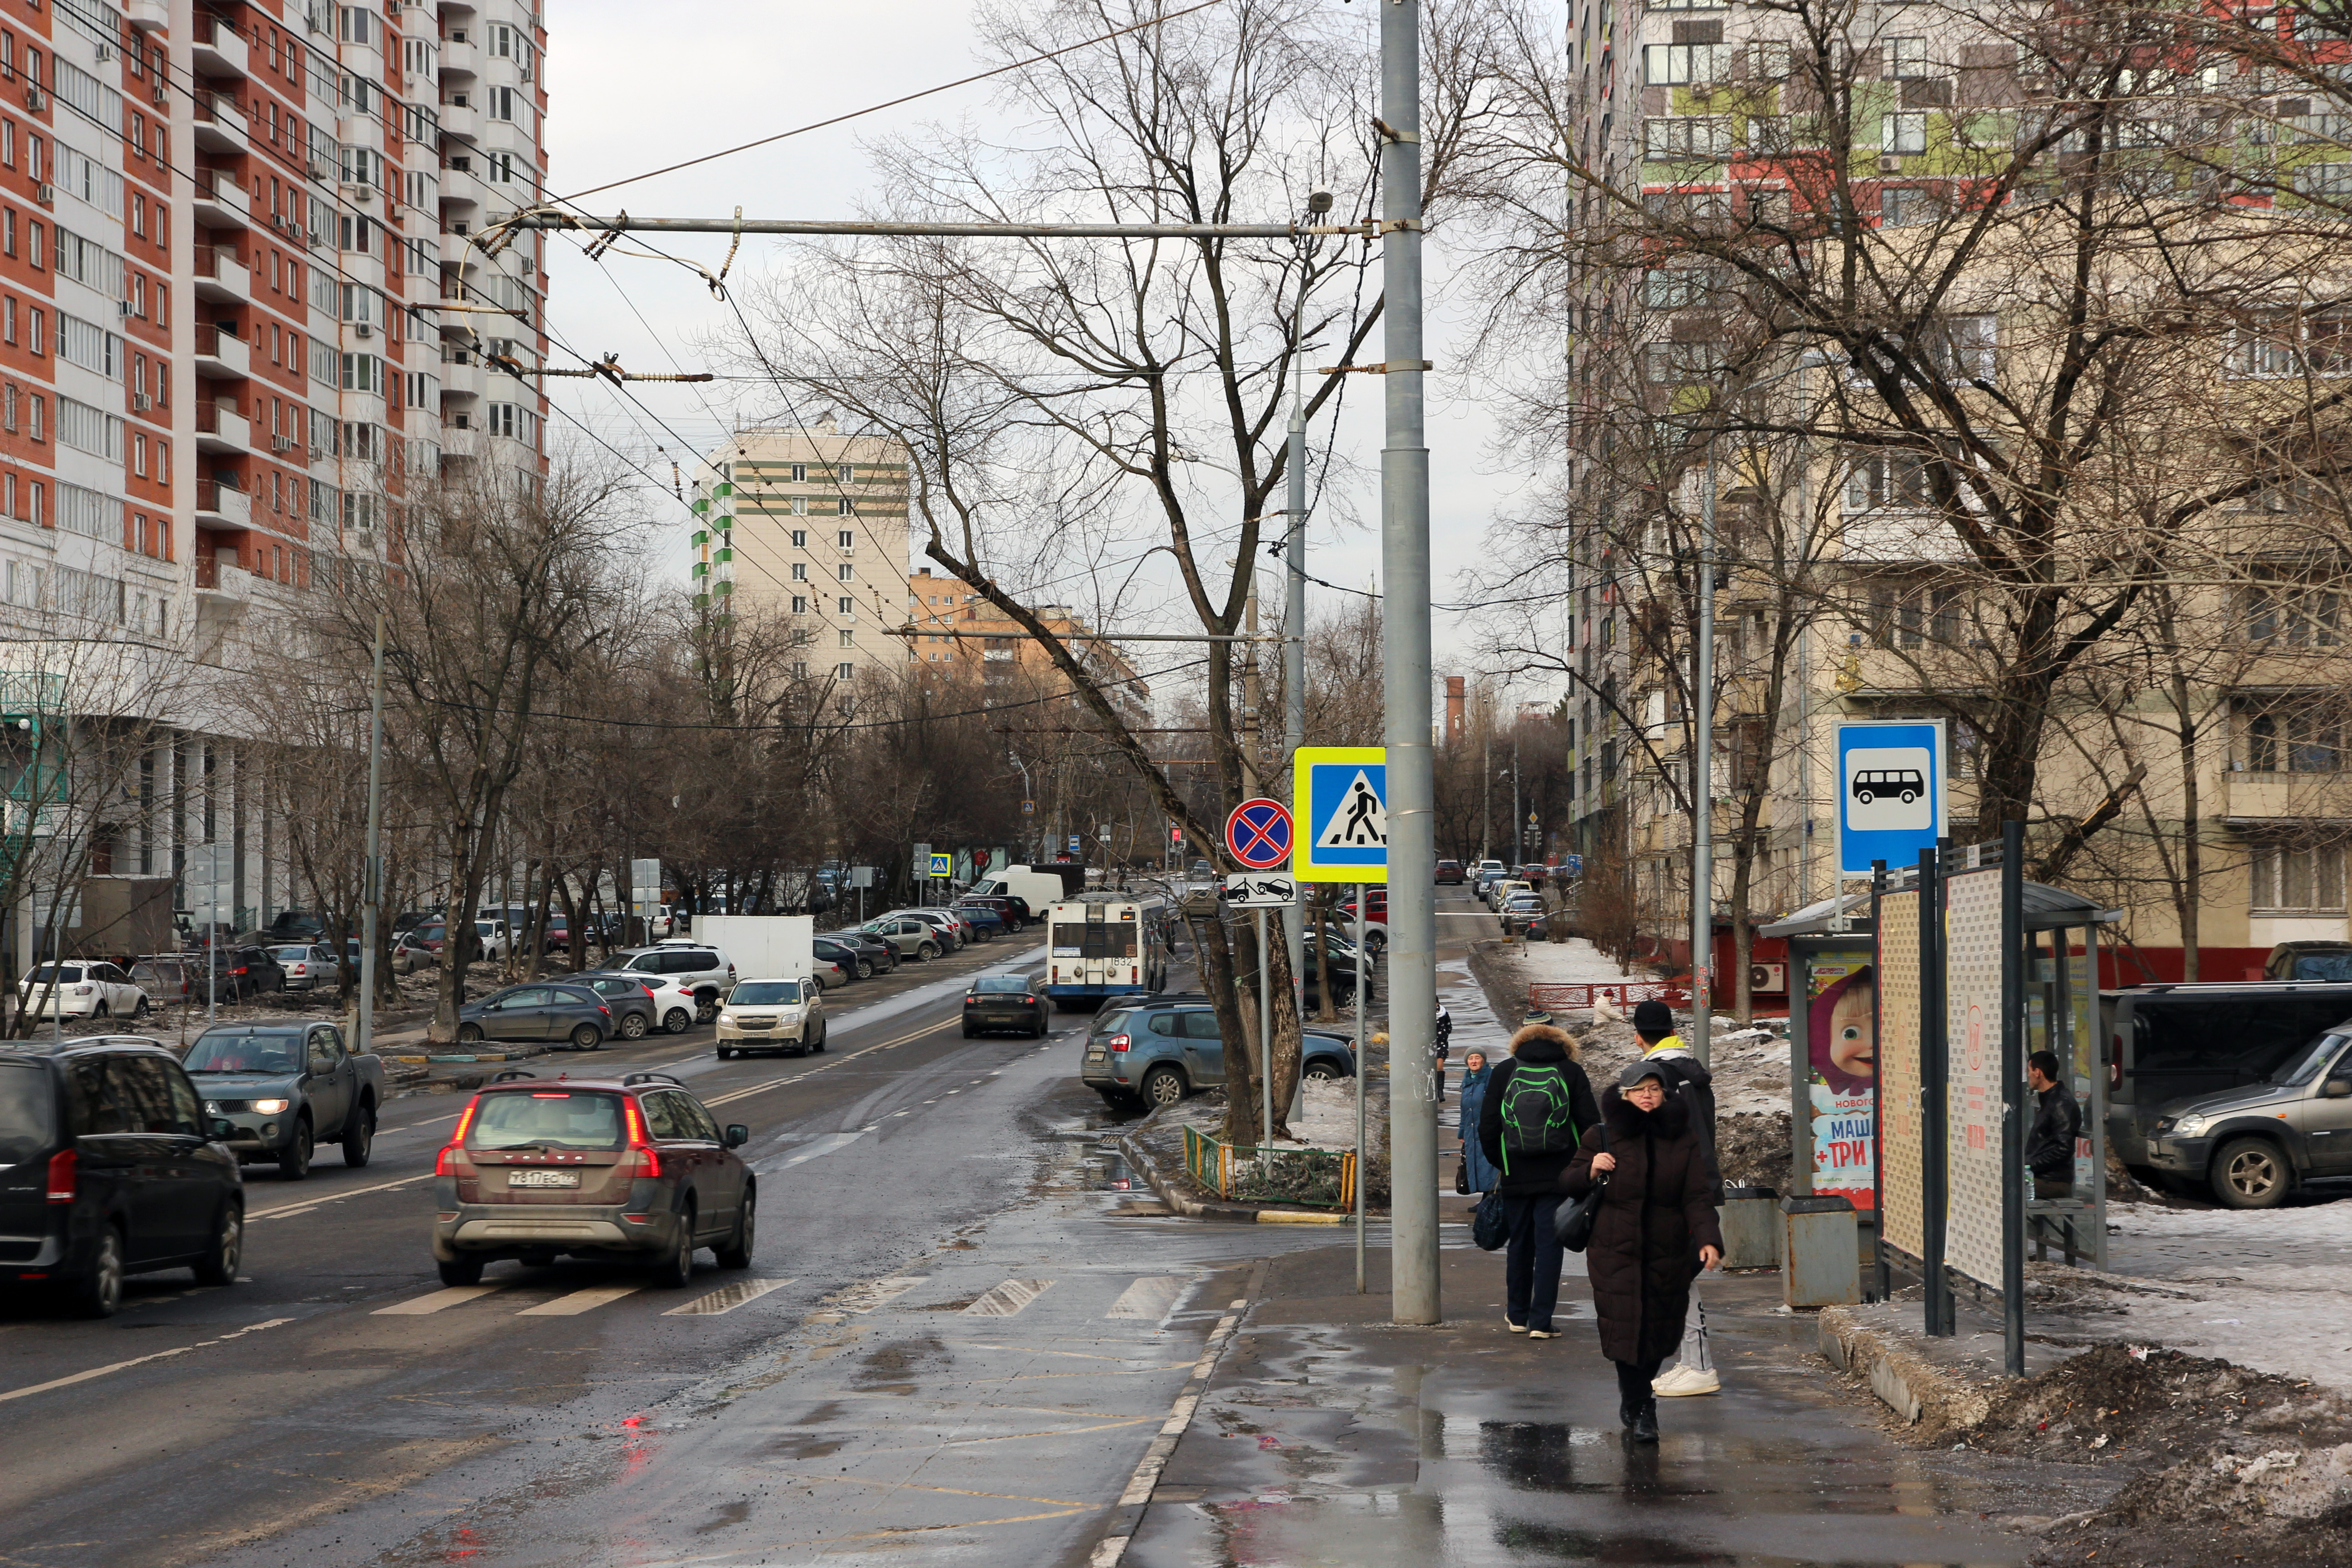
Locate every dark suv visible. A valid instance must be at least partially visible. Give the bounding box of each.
[1081,997,1357,1109]
[431,1070,755,1288]
[0,1040,243,1317]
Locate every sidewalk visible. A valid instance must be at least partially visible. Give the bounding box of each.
[1116,1239,2046,1567]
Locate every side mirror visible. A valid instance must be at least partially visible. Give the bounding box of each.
[2324,1078,2352,1099]
[725,1124,750,1148]
[210,1117,237,1140]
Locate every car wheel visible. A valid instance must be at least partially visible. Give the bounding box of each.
[652,1206,697,1289]
[342,1103,376,1168]
[1303,1062,1341,1082]
[1140,1066,1186,1109]
[279,1118,314,1181]
[618,1011,648,1040]
[695,995,719,1024]
[813,1024,827,1054]
[716,1188,755,1270]
[438,1254,485,1287]
[69,1227,126,1319]
[664,1008,693,1034]
[961,1023,976,1038]
[572,1023,603,1050]
[716,1045,734,1060]
[2214,1137,2293,1209]
[93,1001,110,1019]
[918,943,939,961]
[457,1024,484,1044]
[133,996,149,1018]
[193,1201,243,1286]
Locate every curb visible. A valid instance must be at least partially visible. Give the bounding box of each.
[1114,1127,1357,1226]
[1816,1304,1999,1431]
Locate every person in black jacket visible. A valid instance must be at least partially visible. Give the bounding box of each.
[1478,1021,1602,1338]
[2025,1050,2082,1199]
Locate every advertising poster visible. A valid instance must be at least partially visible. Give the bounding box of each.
[1806,948,1877,1210]
[1941,869,2006,1289]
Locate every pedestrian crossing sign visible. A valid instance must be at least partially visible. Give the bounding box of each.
[1292,746,1387,884]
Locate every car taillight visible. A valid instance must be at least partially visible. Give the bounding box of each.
[1022,996,1035,1005]
[2110,1032,2123,1091]
[72,985,92,996]
[1110,1033,1131,1053]
[437,1096,482,1176]
[599,1004,612,1017]
[624,1098,662,1178]
[44,1148,76,1203]
[641,984,657,997]
[964,997,977,1006]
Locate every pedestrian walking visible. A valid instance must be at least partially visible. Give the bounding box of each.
[1477,1020,1602,1339]
[1562,1062,1724,1444]
[1456,1050,1499,1195]
[1630,997,1721,1397]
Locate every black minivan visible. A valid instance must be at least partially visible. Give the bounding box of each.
[2105,982,2352,1179]
[0,1040,244,1317]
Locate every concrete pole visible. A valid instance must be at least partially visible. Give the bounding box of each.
[1258,906,1272,1147]
[1691,448,1716,1067]
[1353,881,1367,1293]
[358,612,387,1057]
[1285,218,1313,1064]
[1511,723,1521,867]
[1380,0,1440,1327]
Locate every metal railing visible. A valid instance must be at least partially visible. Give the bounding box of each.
[1527,980,1690,1012]
[1183,1125,1355,1209]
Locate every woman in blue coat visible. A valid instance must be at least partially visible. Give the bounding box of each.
[1456,1049,1500,1193]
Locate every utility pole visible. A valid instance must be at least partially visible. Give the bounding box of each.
[1284,195,1328,1057]
[358,612,387,1058]
[1380,0,1440,1328]
[1692,450,1717,1065]
[1480,702,1490,862]
[1510,720,1522,867]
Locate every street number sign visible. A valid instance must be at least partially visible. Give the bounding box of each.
[1222,872,1298,907]
[1293,746,1388,884]
[1224,798,1293,871]
[1835,719,1946,877]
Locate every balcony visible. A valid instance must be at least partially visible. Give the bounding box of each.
[193,555,252,626]
[191,13,250,80]
[439,100,480,143]
[193,323,250,381]
[195,480,253,531]
[191,244,251,306]
[194,401,252,456]
[192,93,251,156]
[191,168,250,232]
[440,35,480,78]
[439,353,485,402]
[2221,769,2352,826]
[125,0,167,30]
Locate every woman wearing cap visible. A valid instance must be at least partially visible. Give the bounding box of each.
[1561,1061,1724,1443]
[1455,1050,1499,1195]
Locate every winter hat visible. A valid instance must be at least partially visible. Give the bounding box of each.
[1618,1060,1670,1090]
[1632,999,1675,1036]
[1522,1008,1554,1027]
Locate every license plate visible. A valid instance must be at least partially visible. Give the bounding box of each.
[1085,1050,1107,1063]
[507,1169,579,1189]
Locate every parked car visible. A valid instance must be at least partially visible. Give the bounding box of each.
[0,1039,243,1316]
[1484,878,1532,911]
[1080,997,1356,1109]
[605,943,737,1022]
[861,915,944,961]
[1436,859,1465,885]
[19,961,150,1020]
[2104,981,2352,1186]
[1497,893,1547,936]
[894,909,969,950]
[2265,942,2352,983]
[271,944,343,993]
[578,970,701,1035]
[1338,890,1389,952]
[812,936,871,981]
[562,974,659,1040]
[963,974,1051,1038]
[181,1021,386,1181]
[715,978,827,1058]
[184,945,286,1002]
[956,894,1025,932]
[457,983,615,1051]
[429,1068,755,1288]
[344,932,435,976]
[2145,1019,2352,1207]
[829,930,901,975]
[130,954,194,1005]
[951,902,1009,940]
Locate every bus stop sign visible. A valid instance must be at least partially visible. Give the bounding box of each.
[1835,720,1946,877]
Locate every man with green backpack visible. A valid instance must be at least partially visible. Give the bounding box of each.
[1476,1017,1604,1338]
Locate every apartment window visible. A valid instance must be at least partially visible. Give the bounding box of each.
[837,529,855,548]
[1885,38,1931,80]
[836,662,854,681]
[838,629,856,648]
[1882,113,1928,155]
[789,463,807,481]
[837,595,853,614]
[2244,570,2344,645]
[838,564,854,583]
[791,595,808,614]
[789,529,807,547]
[2229,307,2352,378]
[837,498,854,516]
[1643,117,1731,161]
[1846,450,1932,510]
[2243,697,2345,772]
[2252,843,2347,912]
[1640,339,1724,385]
[1643,43,1729,85]
[790,562,806,582]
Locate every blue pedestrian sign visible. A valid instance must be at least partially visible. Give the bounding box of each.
[1292,746,1388,884]
[929,852,953,878]
[1835,720,1946,877]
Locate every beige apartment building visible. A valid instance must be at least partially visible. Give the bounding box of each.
[690,421,911,684]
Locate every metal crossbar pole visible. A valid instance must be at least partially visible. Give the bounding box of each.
[492,212,1378,240]
[358,612,387,1058]
[1258,908,1273,1147]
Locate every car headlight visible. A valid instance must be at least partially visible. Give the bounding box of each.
[718,1011,736,1025]
[2171,1113,2208,1138]
[250,1098,292,1115]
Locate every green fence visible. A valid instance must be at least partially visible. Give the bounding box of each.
[1182,1125,1355,1209]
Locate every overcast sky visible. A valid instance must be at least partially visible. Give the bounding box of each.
[539,0,1550,698]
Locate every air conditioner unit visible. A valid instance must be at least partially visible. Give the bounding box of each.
[34,183,53,208]
[273,434,298,452]
[24,87,44,112]
[354,323,374,339]
[94,44,113,63]
[1749,962,1786,993]
[306,160,326,181]
[117,299,135,318]
[152,88,167,106]
[132,393,153,412]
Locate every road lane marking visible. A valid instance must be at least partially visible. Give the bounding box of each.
[517,1285,641,1316]
[1105,1277,1186,1320]
[702,1019,957,1107]
[664,1276,792,1316]
[0,1316,296,1405]
[763,1131,867,1171]
[372,1284,510,1316]
[250,1171,432,1220]
[963,1278,1054,1317]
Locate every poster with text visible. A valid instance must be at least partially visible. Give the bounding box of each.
[1807,948,1877,1210]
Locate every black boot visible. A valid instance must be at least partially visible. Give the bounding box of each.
[1618,1396,1641,1430]
[1631,1397,1659,1444]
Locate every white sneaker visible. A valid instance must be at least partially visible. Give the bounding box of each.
[1505,1315,1527,1333]
[1651,1364,1720,1397]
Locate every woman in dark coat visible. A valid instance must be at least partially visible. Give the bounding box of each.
[1456,1050,1499,1195]
[1562,1062,1724,1442]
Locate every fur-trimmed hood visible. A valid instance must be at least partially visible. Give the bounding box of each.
[1507,1023,1578,1063]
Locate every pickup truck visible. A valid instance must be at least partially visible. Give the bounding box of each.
[178,1021,386,1179]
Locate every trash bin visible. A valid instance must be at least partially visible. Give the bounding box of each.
[1719,1184,1781,1270]
[1780,1194,1860,1308]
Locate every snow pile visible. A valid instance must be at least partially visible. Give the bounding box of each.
[1516,938,1648,986]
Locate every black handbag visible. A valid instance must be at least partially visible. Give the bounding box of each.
[1555,1173,1609,1253]
[1455,1159,1471,1196]
[1471,1191,1511,1250]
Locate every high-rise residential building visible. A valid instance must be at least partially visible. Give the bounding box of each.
[0,0,550,941]
[691,421,911,685]
[902,563,1149,726]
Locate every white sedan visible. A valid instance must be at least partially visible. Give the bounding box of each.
[21,961,150,1019]
[272,943,343,991]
